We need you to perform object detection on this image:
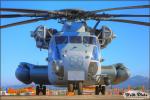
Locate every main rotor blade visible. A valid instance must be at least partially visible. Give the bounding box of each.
[1,13,150,19]
[0,14,25,18]
[0,13,51,18]
[92,14,150,19]
[0,8,50,13]
[0,17,50,29]
[96,14,150,18]
[0,8,65,16]
[92,5,150,13]
[102,19,150,26]
[108,14,150,17]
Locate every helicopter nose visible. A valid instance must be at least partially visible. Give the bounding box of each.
[69,55,83,68]
[63,51,85,69]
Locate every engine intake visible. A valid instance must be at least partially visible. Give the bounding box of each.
[31,25,57,49]
[101,63,130,85]
[95,26,116,49]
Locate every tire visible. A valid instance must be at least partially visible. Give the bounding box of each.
[74,89,78,95]
[104,77,110,85]
[42,86,46,95]
[68,82,74,92]
[98,85,101,92]
[78,82,83,95]
[36,86,40,95]
[95,86,99,95]
[101,86,105,95]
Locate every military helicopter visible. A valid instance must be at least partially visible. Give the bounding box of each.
[0,5,150,95]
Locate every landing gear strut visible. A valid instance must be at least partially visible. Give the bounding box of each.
[36,84,46,95]
[95,86,99,95]
[77,82,83,95]
[68,82,74,92]
[95,85,106,95]
[68,81,83,95]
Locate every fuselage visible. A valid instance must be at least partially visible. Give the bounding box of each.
[48,22,101,86]
[15,21,130,87]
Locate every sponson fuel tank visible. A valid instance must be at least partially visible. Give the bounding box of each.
[15,62,50,85]
[101,63,130,85]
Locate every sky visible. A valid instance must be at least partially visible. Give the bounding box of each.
[1,1,149,87]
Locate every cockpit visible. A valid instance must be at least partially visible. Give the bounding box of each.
[55,36,97,45]
[55,36,68,44]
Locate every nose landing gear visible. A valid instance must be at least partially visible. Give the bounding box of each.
[36,84,46,95]
[68,81,83,95]
[95,85,106,95]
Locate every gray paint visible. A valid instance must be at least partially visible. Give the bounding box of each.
[16,21,130,87]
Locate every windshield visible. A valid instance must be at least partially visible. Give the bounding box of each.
[83,36,96,45]
[70,36,82,43]
[55,36,68,44]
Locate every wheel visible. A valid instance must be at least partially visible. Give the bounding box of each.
[98,85,101,92]
[36,86,40,95]
[101,86,105,95]
[74,89,78,95]
[78,82,83,95]
[42,86,46,95]
[68,82,74,92]
[104,77,110,85]
[95,86,99,95]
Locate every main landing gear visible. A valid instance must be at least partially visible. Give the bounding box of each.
[95,85,106,95]
[36,84,46,95]
[68,81,83,95]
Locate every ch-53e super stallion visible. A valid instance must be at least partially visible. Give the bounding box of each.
[0,4,150,95]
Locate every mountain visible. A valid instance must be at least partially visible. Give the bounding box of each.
[113,75,150,89]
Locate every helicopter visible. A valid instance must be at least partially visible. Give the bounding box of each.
[0,5,150,95]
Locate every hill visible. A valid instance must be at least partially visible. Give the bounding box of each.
[113,75,149,89]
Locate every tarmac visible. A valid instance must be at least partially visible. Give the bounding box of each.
[0,95,125,100]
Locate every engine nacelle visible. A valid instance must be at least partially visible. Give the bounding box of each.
[31,25,57,49]
[15,62,50,85]
[96,26,116,49]
[101,63,130,85]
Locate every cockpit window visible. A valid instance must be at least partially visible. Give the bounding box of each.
[55,36,68,44]
[83,36,96,45]
[70,36,82,43]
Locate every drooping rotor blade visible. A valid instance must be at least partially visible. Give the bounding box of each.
[110,14,150,17]
[102,19,150,26]
[91,5,150,13]
[0,14,26,18]
[0,13,52,18]
[0,17,50,29]
[95,14,150,18]
[0,8,51,13]
[0,8,65,16]
[1,13,150,19]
